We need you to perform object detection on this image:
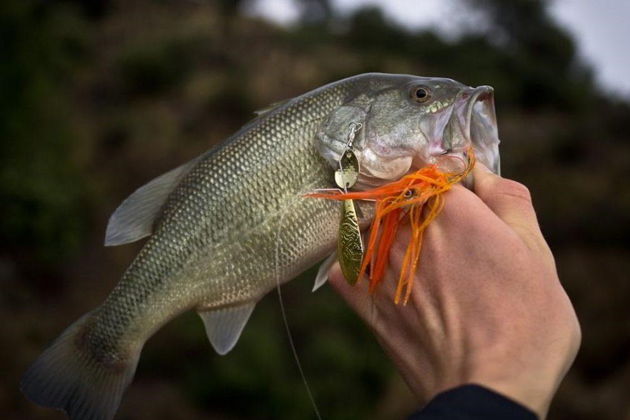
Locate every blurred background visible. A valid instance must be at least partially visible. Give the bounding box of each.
[2,0,629,418]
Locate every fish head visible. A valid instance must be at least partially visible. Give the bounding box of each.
[317,74,500,187]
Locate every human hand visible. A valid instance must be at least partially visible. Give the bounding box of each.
[329,164,581,419]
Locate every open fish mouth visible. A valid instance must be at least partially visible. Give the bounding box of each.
[437,86,501,174]
[316,76,502,190]
[467,86,501,174]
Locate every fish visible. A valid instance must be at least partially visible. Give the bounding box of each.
[21,73,501,420]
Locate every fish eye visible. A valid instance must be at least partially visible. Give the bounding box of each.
[411,86,431,103]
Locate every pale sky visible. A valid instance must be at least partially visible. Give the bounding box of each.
[245,0,630,99]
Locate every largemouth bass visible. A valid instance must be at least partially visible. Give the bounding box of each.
[21,73,500,420]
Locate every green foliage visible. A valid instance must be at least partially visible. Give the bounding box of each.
[118,39,195,96]
[464,0,593,109]
[0,0,88,262]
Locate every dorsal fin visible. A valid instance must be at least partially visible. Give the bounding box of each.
[104,156,201,246]
[198,303,256,355]
[253,99,289,117]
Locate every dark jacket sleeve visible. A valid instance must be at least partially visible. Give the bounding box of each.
[408,384,538,420]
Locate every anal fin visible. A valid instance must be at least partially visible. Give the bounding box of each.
[198,302,256,355]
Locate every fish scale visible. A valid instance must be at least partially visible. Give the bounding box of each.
[88,80,352,352]
[21,73,501,420]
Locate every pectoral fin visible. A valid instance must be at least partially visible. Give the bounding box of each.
[312,252,337,292]
[197,303,256,355]
[105,157,200,246]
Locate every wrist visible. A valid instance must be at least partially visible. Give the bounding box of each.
[466,366,556,418]
[416,384,539,420]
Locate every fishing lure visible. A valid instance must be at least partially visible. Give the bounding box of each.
[309,148,476,304]
[334,123,363,285]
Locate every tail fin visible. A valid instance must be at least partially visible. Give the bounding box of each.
[20,313,141,420]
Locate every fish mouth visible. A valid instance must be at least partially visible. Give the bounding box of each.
[435,86,501,174]
[347,84,501,190]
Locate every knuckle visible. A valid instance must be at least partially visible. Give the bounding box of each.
[502,179,532,200]
[568,309,582,349]
[494,179,532,203]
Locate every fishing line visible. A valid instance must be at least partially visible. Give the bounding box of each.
[274,202,323,420]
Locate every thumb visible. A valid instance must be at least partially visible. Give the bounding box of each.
[472,163,544,247]
[328,263,377,324]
